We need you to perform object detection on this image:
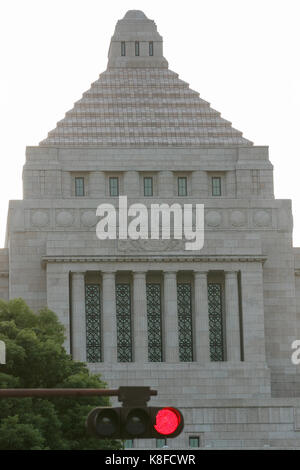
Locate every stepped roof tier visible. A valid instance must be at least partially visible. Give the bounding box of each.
[39,10,253,148]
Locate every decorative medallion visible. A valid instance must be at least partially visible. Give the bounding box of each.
[31,210,49,228]
[81,210,98,227]
[56,210,74,227]
[230,210,246,227]
[253,210,271,227]
[205,210,222,227]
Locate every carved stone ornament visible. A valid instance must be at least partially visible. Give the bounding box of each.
[205,210,222,227]
[117,238,184,252]
[31,210,49,227]
[56,211,74,227]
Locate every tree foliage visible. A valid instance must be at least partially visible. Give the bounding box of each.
[0,298,121,450]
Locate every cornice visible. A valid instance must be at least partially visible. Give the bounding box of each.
[42,254,267,264]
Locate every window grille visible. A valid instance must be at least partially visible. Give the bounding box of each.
[85,284,101,362]
[124,439,134,448]
[146,283,163,362]
[109,177,119,196]
[144,177,153,196]
[208,283,224,361]
[177,283,193,362]
[189,436,200,448]
[75,177,85,196]
[116,283,132,362]
[178,177,187,196]
[212,177,221,196]
[156,438,166,448]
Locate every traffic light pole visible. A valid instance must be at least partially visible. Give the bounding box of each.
[0,387,184,440]
[0,387,158,399]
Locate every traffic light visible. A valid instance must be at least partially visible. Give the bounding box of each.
[86,406,184,439]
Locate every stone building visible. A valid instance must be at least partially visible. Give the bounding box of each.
[1,10,300,448]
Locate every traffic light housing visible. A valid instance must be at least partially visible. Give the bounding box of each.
[86,405,184,439]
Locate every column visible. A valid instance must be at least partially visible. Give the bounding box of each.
[47,264,71,353]
[194,271,210,364]
[133,271,148,363]
[225,271,241,361]
[163,271,179,362]
[71,272,86,362]
[102,272,117,363]
[240,265,266,363]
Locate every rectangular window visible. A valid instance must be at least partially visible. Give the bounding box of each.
[116,283,132,362]
[75,177,85,196]
[147,283,162,362]
[212,177,221,196]
[177,283,193,362]
[144,177,153,196]
[156,438,166,448]
[135,41,140,56]
[121,41,126,56]
[149,41,154,56]
[178,177,187,196]
[124,439,134,449]
[109,177,119,196]
[208,283,224,361]
[85,284,101,362]
[189,436,200,448]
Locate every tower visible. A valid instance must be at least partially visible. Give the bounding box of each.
[1,10,300,448]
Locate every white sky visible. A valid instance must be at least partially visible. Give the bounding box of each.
[0,0,300,247]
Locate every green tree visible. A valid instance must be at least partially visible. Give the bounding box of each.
[0,298,121,450]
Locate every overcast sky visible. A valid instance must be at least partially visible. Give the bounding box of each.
[0,0,299,247]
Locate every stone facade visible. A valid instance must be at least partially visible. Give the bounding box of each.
[1,10,300,449]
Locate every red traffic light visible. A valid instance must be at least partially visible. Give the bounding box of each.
[154,407,182,436]
[86,405,184,439]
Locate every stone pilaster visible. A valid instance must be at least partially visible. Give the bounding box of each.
[240,265,266,363]
[47,265,71,353]
[71,272,86,362]
[194,271,210,364]
[133,271,148,362]
[225,271,241,361]
[163,271,179,362]
[102,272,117,363]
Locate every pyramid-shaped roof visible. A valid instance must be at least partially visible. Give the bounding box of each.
[39,10,253,148]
